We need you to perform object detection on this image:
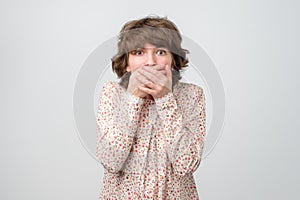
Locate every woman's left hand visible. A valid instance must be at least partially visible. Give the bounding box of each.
[137,64,172,99]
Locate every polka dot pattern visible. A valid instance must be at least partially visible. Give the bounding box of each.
[96,81,206,199]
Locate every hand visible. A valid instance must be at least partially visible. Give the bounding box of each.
[137,65,172,99]
[126,65,167,98]
[126,67,148,98]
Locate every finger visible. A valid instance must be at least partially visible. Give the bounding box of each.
[152,64,166,71]
[143,65,165,74]
[133,66,164,79]
[139,67,162,83]
[140,65,166,75]
[136,73,153,87]
[166,65,172,81]
[142,66,167,80]
[138,85,155,96]
[160,70,167,76]
[144,65,167,72]
[152,68,167,76]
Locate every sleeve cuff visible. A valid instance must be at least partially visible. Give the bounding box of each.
[123,91,144,106]
[155,91,177,114]
[155,91,174,106]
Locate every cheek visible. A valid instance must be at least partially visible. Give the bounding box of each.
[157,56,172,66]
[128,61,143,72]
[132,66,142,72]
[128,56,144,68]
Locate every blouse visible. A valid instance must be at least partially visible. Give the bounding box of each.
[96,80,206,199]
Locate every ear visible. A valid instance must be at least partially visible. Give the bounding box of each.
[126,66,131,72]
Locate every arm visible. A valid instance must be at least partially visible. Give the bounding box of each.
[96,81,143,173]
[155,85,206,177]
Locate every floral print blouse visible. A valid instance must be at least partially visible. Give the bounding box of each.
[96,80,206,199]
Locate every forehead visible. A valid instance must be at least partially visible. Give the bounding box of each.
[136,43,168,49]
[126,40,169,52]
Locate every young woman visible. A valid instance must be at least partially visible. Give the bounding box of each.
[96,16,206,199]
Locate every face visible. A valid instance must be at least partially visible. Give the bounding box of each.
[126,43,173,72]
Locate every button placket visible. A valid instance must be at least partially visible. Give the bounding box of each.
[149,104,157,126]
[139,103,155,196]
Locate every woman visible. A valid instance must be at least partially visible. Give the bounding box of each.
[96,16,206,199]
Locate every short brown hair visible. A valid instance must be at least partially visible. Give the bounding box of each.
[111,16,189,79]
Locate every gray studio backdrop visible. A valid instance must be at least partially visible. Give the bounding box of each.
[1,0,299,200]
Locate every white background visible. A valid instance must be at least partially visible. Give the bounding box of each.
[1,0,299,199]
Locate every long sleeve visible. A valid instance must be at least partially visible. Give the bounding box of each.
[96,81,144,173]
[155,84,206,177]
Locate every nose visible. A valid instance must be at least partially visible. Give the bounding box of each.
[144,53,156,66]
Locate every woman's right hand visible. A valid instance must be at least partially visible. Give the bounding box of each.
[126,67,148,98]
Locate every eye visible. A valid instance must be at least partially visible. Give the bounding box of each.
[156,49,168,55]
[130,49,144,56]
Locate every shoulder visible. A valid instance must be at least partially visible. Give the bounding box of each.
[174,82,205,109]
[99,81,125,100]
[101,80,125,93]
[102,80,118,89]
[175,81,204,98]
